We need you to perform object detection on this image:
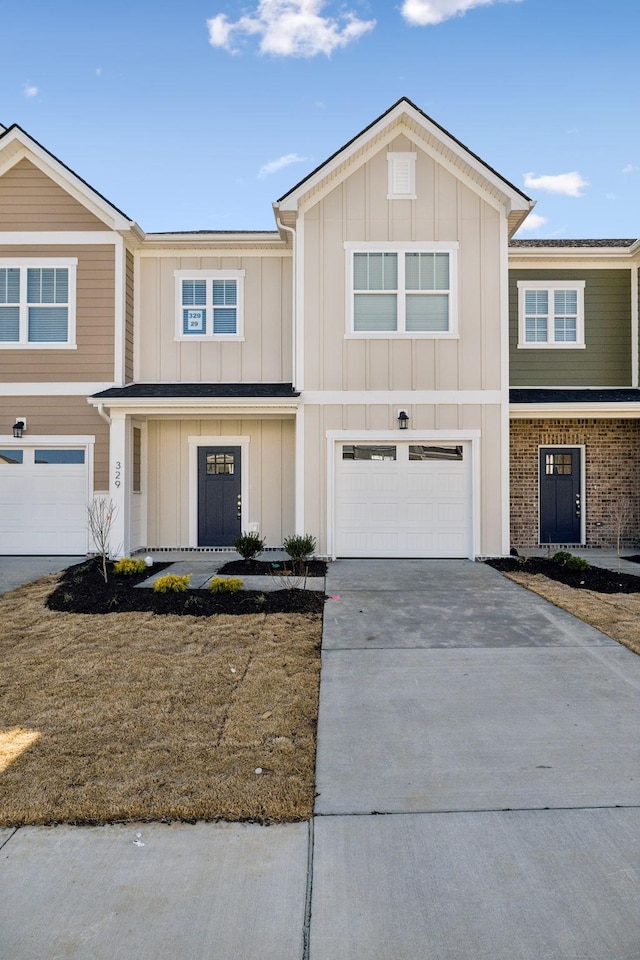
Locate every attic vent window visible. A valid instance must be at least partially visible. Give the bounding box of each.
[387,152,416,200]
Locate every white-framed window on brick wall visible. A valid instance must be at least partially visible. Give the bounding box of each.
[0,259,77,348]
[174,270,245,340]
[344,242,458,339]
[517,280,586,348]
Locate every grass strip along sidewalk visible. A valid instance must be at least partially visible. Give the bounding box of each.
[0,569,322,826]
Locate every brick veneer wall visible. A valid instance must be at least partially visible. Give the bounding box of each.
[510,419,640,548]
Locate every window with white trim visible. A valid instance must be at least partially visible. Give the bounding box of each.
[345,243,458,337]
[517,280,585,348]
[0,260,77,348]
[174,270,245,340]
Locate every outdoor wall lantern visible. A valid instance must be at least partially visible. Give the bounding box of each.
[12,419,26,439]
[397,410,409,430]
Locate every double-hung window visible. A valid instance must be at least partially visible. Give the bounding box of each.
[517,280,585,348]
[174,270,245,340]
[345,243,458,337]
[0,260,77,348]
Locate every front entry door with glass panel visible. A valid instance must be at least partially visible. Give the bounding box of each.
[539,448,582,544]
[198,446,241,546]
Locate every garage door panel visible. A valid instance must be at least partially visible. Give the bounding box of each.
[336,440,471,558]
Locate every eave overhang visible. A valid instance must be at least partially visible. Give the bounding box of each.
[510,388,640,419]
[88,382,300,418]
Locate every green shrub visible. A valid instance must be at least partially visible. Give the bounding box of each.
[209,577,244,594]
[113,557,148,576]
[283,534,316,562]
[234,531,265,560]
[552,551,590,571]
[152,574,191,593]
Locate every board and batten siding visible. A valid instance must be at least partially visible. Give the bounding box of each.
[0,244,116,382]
[146,418,295,548]
[302,402,504,557]
[0,158,107,230]
[138,255,292,383]
[0,396,109,488]
[302,133,503,393]
[509,269,632,386]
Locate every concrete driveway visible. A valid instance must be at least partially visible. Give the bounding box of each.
[0,555,84,595]
[1,559,639,959]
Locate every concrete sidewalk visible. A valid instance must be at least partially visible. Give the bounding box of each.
[1,559,640,958]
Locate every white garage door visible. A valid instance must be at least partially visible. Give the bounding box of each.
[335,441,472,558]
[0,446,89,554]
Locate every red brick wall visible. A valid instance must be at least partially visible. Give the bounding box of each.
[510,419,640,548]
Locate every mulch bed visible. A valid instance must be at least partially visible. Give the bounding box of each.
[218,558,328,577]
[46,558,326,616]
[485,556,640,594]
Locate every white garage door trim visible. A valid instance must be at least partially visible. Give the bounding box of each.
[327,430,481,560]
[0,434,94,555]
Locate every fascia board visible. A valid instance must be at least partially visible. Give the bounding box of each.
[509,254,636,268]
[278,101,531,214]
[510,402,640,419]
[0,128,137,233]
[87,397,299,417]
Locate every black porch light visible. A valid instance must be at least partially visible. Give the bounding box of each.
[12,420,25,439]
[397,410,409,430]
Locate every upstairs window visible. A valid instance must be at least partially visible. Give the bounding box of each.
[0,260,77,348]
[346,243,458,338]
[517,280,585,348]
[174,270,245,340]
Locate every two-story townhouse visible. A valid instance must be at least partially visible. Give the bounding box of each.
[7,99,635,560]
[508,238,640,550]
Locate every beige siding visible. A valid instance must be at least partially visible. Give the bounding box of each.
[0,158,107,230]
[303,133,502,392]
[125,249,134,382]
[138,255,292,383]
[0,245,115,381]
[0,396,109,488]
[146,418,295,548]
[302,402,504,557]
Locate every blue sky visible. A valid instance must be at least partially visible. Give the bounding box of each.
[0,0,638,237]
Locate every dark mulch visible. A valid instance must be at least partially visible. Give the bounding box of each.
[218,558,328,577]
[46,558,325,616]
[485,556,640,594]
[623,555,640,565]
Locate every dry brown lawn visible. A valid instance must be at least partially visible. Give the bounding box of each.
[505,572,640,656]
[0,574,322,826]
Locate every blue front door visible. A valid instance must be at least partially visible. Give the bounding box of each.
[539,448,581,544]
[198,446,241,546]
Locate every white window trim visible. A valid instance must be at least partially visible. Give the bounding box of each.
[0,258,78,349]
[344,241,459,339]
[174,269,245,341]
[517,279,586,349]
[387,152,417,200]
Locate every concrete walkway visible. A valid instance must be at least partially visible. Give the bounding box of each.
[1,560,640,958]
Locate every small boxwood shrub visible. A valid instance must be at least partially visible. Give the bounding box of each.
[209,577,244,594]
[283,534,316,562]
[113,557,148,576]
[234,532,265,561]
[152,574,191,593]
[552,551,590,571]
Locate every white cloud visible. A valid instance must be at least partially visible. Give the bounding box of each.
[523,171,588,197]
[23,84,39,99]
[622,163,639,174]
[207,0,375,57]
[401,0,519,26]
[96,67,103,77]
[258,152,308,178]
[517,212,547,232]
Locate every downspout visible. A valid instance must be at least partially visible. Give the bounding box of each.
[96,403,112,426]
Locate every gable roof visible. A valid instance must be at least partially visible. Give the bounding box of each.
[0,123,141,235]
[275,97,533,234]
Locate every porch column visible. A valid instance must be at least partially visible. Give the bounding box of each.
[108,410,130,558]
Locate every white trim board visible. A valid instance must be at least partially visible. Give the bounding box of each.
[0,382,114,396]
[302,391,502,405]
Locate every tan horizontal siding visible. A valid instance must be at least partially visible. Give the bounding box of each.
[0,245,116,381]
[509,269,632,386]
[0,396,109,488]
[0,158,107,230]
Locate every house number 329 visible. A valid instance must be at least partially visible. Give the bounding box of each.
[114,461,122,488]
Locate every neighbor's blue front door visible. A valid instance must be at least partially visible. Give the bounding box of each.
[539,447,581,544]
